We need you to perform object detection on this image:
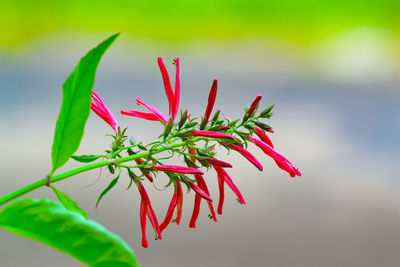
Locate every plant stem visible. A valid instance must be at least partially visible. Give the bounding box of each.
[0,140,190,207]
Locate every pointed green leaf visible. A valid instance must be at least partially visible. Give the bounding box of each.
[49,186,88,219]
[96,170,121,207]
[50,33,119,176]
[71,154,105,163]
[0,198,139,267]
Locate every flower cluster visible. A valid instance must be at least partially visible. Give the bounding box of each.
[87,57,301,247]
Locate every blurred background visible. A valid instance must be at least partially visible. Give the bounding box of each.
[1,1,400,266]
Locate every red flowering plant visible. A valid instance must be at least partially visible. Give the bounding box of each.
[0,33,300,266]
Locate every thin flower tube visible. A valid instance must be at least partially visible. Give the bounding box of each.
[136,180,162,248]
[189,174,217,228]
[228,143,263,171]
[247,136,301,177]
[91,90,119,135]
[152,165,204,175]
[190,130,235,140]
[203,79,218,124]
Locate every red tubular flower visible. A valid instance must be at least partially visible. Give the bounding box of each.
[121,97,168,124]
[205,158,232,168]
[254,127,274,148]
[120,110,160,121]
[247,94,262,117]
[203,79,218,123]
[160,182,178,232]
[189,182,213,202]
[134,158,153,182]
[247,136,301,177]
[136,180,162,248]
[157,57,180,121]
[91,90,119,135]
[175,181,183,225]
[189,174,217,228]
[173,58,180,119]
[213,166,246,215]
[228,144,263,171]
[190,130,235,140]
[152,165,204,175]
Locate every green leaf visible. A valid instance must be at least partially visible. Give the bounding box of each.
[50,33,119,176]
[49,186,88,220]
[71,154,105,163]
[96,170,121,207]
[0,198,139,267]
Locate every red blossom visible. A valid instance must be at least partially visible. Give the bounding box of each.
[204,79,218,123]
[91,90,119,135]
[213,166,246,215]
[189,174,217,228]
[205,158,232,168]
[247,94,262,117]
[190,130,235,140]
[157,57,180,121]
[189,182,213,202]
[228,143,263,171]
[152,165,204,175]
[247,136,301,177]
[254,127,274,148]
[136,180,161,247]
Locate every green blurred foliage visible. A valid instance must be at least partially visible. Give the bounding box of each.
[0,0,399,47]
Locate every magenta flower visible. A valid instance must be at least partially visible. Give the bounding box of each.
[205,158,233,168]
[247,136,301,177]
[152,165,204,175]
[136,180,162,248]
[91,90,119,135]
[157,57,180,121]
[160,181,183,232]
[189,174,217,228]
[203,79,218,124]
[247,94,262,117]
[190,130,235,140]
[228,143,263,171]
[213,166,246,215]
[254,127,274,148]
[121,97,168,124]
[121,57,180,123]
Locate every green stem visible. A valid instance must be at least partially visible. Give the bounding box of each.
[0,140,190,207]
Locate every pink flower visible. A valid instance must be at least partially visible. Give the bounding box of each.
[136,180,162,248]
[203,79,218,123]
[190,130,235,140]
[160,181,183,232]
[213,166,246,215]
[247,94,262,117]
[121,57,180,123]
[158,57,180,121]
[152,165,204,175]
[254,127,274,148]
[247,136,301,177]
[228,144,263,171]
[121,97,168,123]
[91,90,119,135]
[205,158,232,168]
[189,174,217,228]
